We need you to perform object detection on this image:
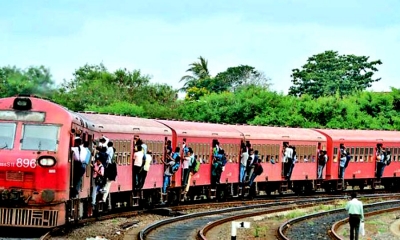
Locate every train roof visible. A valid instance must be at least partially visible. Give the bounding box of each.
[0,96,97,131]
[156,120,243,138]
[230,125,327,142]
[316,129,400,142]
[77,113,172,135]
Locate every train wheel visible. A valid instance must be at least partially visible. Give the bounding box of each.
[324,184,332,193]
[145,194,154,209]
[168,191,178,205]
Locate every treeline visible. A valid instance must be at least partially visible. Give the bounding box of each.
[0,51,399,130]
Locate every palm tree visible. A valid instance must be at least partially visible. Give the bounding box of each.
[179,56,210,91]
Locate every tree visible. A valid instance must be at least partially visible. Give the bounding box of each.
[0,66,55,98]
[179,56,210,91]
[52,63,178,115]
[215,65,270,92]
[288,51,382,98]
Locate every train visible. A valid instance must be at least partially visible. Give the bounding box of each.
[0,95,399,228]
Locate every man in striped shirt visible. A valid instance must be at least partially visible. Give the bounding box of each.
[345,192,364,240]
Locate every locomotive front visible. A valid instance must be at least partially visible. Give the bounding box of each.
[0,96,71,228]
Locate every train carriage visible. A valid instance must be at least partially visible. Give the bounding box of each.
[0,96,96,228]
[230,125,327,194]
[156,120,243,201]
[315,129,400,191]
[77,113,173,208]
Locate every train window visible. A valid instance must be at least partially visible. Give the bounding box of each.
[333,147,338,162]
[369,148,374,162]
[394,148,398,161]
[261,144,267,163]
[363,147,368,163]
[0,123,16,149]
[229,144,234,163]
[308,145,313,163]
[126,140,132,165]
[312,145,317,163]
[205,143,210,163]
[274,144,280,163]
[199,143,204,163]
[297,146,303,163]
[265,145,270,163]
[21,124,59,151]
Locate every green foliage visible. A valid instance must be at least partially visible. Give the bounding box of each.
[86,101,145,116]
[0,66,56,98]
[289,50,382,98]
[3,59,400,132]
[180,56,210,92]
[52,64,177,112]
[215,65,271,91]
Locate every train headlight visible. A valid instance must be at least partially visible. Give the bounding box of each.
[13,97,32,110]
[38,156,56,167]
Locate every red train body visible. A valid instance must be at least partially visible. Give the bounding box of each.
[0,96,399,228]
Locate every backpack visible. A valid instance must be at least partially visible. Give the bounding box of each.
[254,163,263,175]
[105,162,118,181]
[318,155,326,165]
[221,155,227,166]
[95,166,106,186]
[170,161,180,174]
[193,160,200,173]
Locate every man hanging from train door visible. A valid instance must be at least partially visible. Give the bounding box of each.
[376,143,386,179]
[71,136,88,198]
[339,144,348,179]
[282,142,293,180]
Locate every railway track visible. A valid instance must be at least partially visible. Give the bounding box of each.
[139,196,348,240]
[2,192,396,239]
[278,198,400,240]
[198,194,400,240]
[329,206,400,240]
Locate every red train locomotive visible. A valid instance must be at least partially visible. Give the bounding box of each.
[0,95,399,228]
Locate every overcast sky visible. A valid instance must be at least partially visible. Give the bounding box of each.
[1,0,399,93]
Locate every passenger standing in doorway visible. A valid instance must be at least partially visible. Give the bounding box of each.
[138,150,152,189]
[71,137,88,198]
[345,192,364,240]
[282,143,293,180]
[101,141,114,203]
[91,158,104,208]
[133,145,144,190]
[182,147,191,189]
[339,144,347,179]
[240,147,249,184]
[317,150,328,179]
[161,147,180,195]
[376,144,386,179]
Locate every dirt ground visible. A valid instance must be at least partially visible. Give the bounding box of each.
[337,210,400,240]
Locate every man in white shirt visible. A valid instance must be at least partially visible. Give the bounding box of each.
[133,145,144,190]
[283,143,293,179]
[138,150,152,189]
[71,137,88,198]
[101,141,115,204]
[345,192,364,240]
[240,147,249,184]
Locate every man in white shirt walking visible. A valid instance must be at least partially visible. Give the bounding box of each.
[345,192,364,240]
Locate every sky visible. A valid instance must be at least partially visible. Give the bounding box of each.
[1,0,399,94]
